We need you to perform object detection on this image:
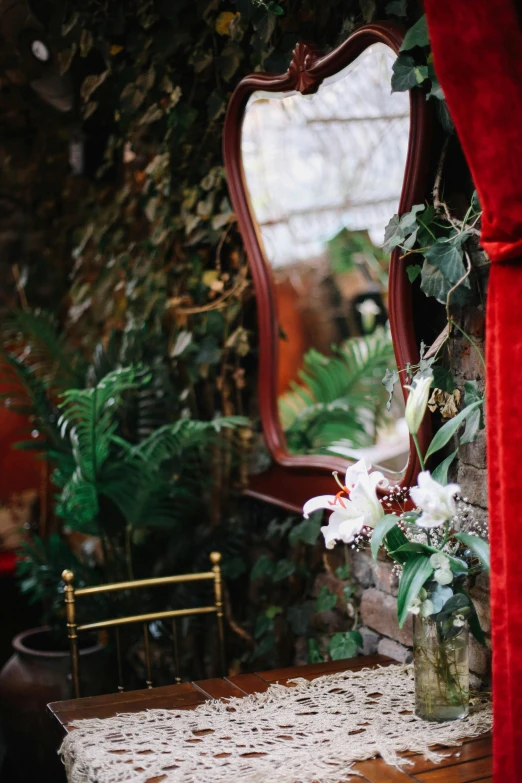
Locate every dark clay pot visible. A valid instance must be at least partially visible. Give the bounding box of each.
[0,626,105,782]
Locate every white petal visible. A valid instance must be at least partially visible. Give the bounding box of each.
[416,513,446,529]
[303,495,336,518]
[344,458,371,489]
[338,515,365,543]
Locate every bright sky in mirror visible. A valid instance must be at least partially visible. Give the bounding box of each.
[241,43,409,268]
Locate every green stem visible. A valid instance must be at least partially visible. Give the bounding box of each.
[450,319,486,372]
[412,433,426,471]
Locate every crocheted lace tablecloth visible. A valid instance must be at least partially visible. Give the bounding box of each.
[60,664,491,783]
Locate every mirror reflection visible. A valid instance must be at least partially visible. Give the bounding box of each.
[241,43,410,473]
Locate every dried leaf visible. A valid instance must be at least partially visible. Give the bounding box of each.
[80,70,109,103]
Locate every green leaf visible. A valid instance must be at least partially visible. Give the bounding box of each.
[391,55,420,92]
[400,15,429,51]
[272,558,296,582]
[397,556,434,627]
[400,204,426,232]
[425,238,469,287]
[432,366,457,393]
[335,564,350,579]
[457,588,486,646]
[289,514,322,545]
[315,586,338,613]
[359,0,376,22]
[328,631,363,660]
[287,603,312,635]
[254,613,272,639]
[252,632,275,659]
[431,449,458,484]
[384,525,410,563]
[425,399,484,458]
[265,605,283,620]
[386,0,407,17]
[251,555,275,580]
[382,368,399,411]
[460,407,481,445]
[307,638,324,664]
[391,542,438,557]
[371,515,400,561]
[455,532,490,572]
[407,264,422,283]
[420,261,470,306]
[383,214,404,253]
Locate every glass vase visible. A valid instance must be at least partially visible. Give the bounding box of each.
[413,614,469,721]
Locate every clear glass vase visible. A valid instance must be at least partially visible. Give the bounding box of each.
[413,614,469,721]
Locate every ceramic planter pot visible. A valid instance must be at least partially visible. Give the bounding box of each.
[0,626,105,781]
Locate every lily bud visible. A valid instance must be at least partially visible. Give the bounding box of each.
[404,374,432,435]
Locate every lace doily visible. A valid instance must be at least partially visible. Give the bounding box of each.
[60,664,491,783]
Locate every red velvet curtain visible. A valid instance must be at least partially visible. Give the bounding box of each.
[424,2,522,779]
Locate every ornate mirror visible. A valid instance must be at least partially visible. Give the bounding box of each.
[224,23,431,511]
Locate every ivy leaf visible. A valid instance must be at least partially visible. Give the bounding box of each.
[455,532,490,572]
[391,55,419,92]
[420,261,470,306]
[252,632,275,659]
[359,0,376,23]
[382,368,399,410]
[431,449,458,484]
[397,555,434,627]
[273,558,296,581]
[432,366,456,393]
[328,631,363,660]
[251,554,275,580]
[392,55,428,92]
[400,14,429,51]
[307,638,323,664]
[371,515,401,561]
[289,513,322,545]
[407,264,422,283]
[383,214,403,253]
[425,399,484,459]
[425,237,469,287]
[287,603,312,635]
[385,0,408,17]
[427,60,444,100]
[400,203,425,232]
[254,613,272,639]
[335,564,350,579]
[315,586,338,613]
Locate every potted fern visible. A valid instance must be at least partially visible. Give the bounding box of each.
[0,311,246,777]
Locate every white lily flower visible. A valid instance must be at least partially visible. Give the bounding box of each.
[321,510,365,549]
[303,459,388,549]
[410,471,460,528]
[404,374,432,435]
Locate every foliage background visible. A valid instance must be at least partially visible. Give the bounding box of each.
[0,0,488,675]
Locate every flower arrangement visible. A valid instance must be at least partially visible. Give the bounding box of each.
[303,369,489,720]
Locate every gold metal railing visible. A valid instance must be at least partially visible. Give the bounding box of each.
[62,551,225,698]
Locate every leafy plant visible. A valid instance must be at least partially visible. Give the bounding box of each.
[279,329,396,455]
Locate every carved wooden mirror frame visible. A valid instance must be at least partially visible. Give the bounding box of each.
[224,22,432,512]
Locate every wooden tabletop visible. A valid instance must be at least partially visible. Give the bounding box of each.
[48,654,492,782]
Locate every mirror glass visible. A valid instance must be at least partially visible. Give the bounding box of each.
[241,43,410,474]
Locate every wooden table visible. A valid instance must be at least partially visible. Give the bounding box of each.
[48,654,492,783]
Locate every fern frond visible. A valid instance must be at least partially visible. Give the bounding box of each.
[279,329,395,454]
[3,309,86,391]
